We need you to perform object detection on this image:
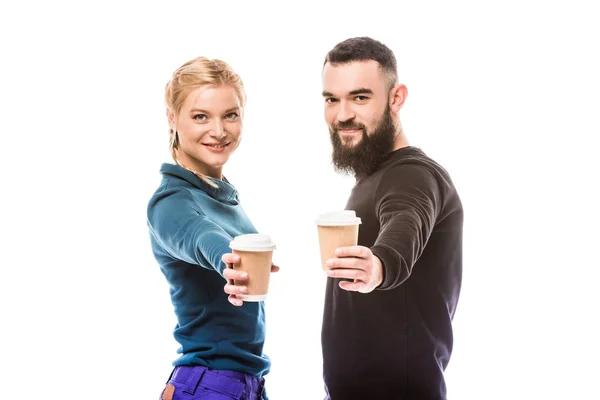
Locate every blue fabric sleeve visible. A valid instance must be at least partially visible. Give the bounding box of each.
[148,188,233,276]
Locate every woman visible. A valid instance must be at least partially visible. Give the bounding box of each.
[147,56,276,400]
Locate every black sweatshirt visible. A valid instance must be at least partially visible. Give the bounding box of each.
[322,146,463,400]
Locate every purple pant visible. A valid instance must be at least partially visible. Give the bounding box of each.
[159,365,266,400]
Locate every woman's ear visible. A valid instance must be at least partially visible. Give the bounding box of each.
[166,109,176,130]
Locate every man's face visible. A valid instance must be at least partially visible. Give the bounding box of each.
[322,60,396,178]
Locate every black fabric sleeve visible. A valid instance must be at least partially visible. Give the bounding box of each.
[370,164,442,290]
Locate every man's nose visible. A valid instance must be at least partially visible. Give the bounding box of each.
[337,103,356,123]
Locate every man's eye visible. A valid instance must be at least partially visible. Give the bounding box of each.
[355,96,368,101]
[193,114,207,121]
[325,98,338,104]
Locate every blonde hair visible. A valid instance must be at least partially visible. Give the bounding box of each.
[165,57,246,187]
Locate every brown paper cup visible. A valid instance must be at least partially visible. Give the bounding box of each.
[232,249,273,301]
[229,234,276,302]
[316,211,362,271]
[317,225,359,271]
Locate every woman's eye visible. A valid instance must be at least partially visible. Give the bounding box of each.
[193,114,207,121]
[225,112,239,120]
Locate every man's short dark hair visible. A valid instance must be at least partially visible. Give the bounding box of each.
[324,37,398,89]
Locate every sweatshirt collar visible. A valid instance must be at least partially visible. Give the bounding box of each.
[160,163,239,205]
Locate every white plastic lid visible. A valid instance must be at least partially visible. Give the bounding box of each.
[316,210,362,226]
[229,233,276,252]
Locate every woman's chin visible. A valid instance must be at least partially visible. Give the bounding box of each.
[203,155,231,170]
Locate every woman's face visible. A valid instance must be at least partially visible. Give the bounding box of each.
[169,84,242,179]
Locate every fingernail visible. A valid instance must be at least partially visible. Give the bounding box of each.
[335,249,341,255]
[241,272,248,278]
[326,260,333,267]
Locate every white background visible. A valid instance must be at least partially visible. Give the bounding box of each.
[1,1,599,399]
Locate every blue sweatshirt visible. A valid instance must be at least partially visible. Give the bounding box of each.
[147,163,269,377]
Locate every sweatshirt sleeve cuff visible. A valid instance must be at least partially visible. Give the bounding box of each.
[210,242,233,277]
[371,244,399,291]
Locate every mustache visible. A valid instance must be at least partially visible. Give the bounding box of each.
[334,121,365,131]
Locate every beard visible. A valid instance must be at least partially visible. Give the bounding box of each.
[329,106,396,179]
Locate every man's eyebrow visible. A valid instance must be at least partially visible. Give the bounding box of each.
[322,88,374,97]
[348,88,374,96]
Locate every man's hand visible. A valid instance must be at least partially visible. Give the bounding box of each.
[325,246,383,293]
[222,253,280,306]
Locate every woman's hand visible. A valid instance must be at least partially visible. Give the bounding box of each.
[221,253,279,306]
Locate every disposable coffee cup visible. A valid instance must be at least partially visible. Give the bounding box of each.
[229,234,276,301]
[316,210,362,271]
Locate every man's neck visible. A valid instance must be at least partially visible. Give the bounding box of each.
[393,129,409,151]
